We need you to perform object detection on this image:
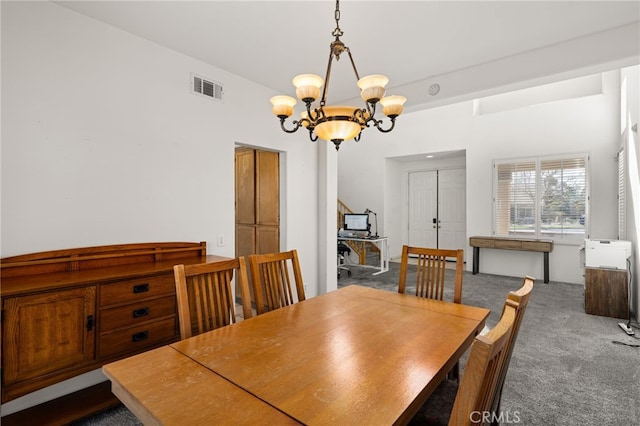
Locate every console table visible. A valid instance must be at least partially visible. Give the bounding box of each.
[469,236,553,283]
[1,241,227,422]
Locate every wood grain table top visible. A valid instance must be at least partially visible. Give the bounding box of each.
[102,346,300,425]
[171,285,490,425]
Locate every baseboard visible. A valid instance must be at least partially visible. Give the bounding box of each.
[1,382,120,426]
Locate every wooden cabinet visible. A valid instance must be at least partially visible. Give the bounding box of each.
[3,287,96,387]
[585,268,629,319]
[235,148,280,258]
[1,242,227,405]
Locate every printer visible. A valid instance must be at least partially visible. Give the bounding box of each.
[584,239,632,269]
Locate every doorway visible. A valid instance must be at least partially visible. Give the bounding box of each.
[408,168,466,252]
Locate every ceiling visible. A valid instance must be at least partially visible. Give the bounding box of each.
[55,1,640,111]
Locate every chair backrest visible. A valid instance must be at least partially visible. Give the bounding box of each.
[398,245,464,304]
[448,303,517,425]
[173,257,252,340]
[490,275,535,417]
[248,249,305,315]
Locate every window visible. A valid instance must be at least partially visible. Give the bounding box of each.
[493,154,588,242]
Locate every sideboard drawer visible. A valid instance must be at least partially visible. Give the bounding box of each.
[99,296,176,332]
[100,274,175,306]
[99,318,176,359]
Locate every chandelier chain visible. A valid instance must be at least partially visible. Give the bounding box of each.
[333,0,343,38]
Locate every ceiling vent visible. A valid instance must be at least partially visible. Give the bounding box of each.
[191,73,223,101]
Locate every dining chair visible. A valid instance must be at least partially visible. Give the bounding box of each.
[490,275,535,425]
[410,276,535,426]
[398,245,464,380]
[410,301,518,426]
[248,249,306,315]
[173,257,253,340]
[398,245,464,304]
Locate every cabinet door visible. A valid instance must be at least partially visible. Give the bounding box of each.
[235,148,256,225]
[584,268,629,319]
[256,150,279,226]
[3,287,96,385]
[256,225,280,254]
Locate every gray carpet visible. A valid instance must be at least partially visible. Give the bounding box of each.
[75,262,640,425]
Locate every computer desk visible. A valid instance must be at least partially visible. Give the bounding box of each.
[337,235,389,275]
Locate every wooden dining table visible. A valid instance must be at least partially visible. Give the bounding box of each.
[103,285,490,425]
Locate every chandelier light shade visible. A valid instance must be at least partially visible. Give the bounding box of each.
[357,75,388,103]
[293,74,324,102]
[269,0,406,150]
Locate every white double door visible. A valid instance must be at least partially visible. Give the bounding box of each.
[408,169,466,252]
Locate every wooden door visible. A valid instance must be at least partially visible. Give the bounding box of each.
[236,149,257,258]
[255,150,280,253]
[235,148,279,258]
[2,287,96,386]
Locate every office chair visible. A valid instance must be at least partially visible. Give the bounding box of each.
[338,242,352,278]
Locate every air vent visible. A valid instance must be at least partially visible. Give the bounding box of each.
[191,73,223,101]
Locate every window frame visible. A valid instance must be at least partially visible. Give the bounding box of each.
[492,153,590,244]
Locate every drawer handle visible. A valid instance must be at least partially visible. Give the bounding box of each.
[133,283,149,294]
[132,331,149,342]
[133,307,150,318]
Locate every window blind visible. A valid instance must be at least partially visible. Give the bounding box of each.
[493,154,588,241]
[494,160,536,235]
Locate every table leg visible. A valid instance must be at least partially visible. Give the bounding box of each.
[372,239,389,275]
[543,252,549,283]
[472,247,479,275]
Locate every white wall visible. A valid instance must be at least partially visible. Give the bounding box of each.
[621,65,640,321]
[1,0,319,285]
[338,71,624,284]
[1,1,322,414]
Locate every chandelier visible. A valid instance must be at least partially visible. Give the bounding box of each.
[270,0,406,151]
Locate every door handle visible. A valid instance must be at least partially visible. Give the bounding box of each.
[86,315,94,331]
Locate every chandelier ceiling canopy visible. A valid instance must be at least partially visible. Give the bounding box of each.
[270,0,406,151]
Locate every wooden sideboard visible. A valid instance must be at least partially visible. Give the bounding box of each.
[0,242,227,407]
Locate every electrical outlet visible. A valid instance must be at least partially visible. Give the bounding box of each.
[217,234,224,247]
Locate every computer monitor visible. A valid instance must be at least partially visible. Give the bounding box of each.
[343,213,369,232]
